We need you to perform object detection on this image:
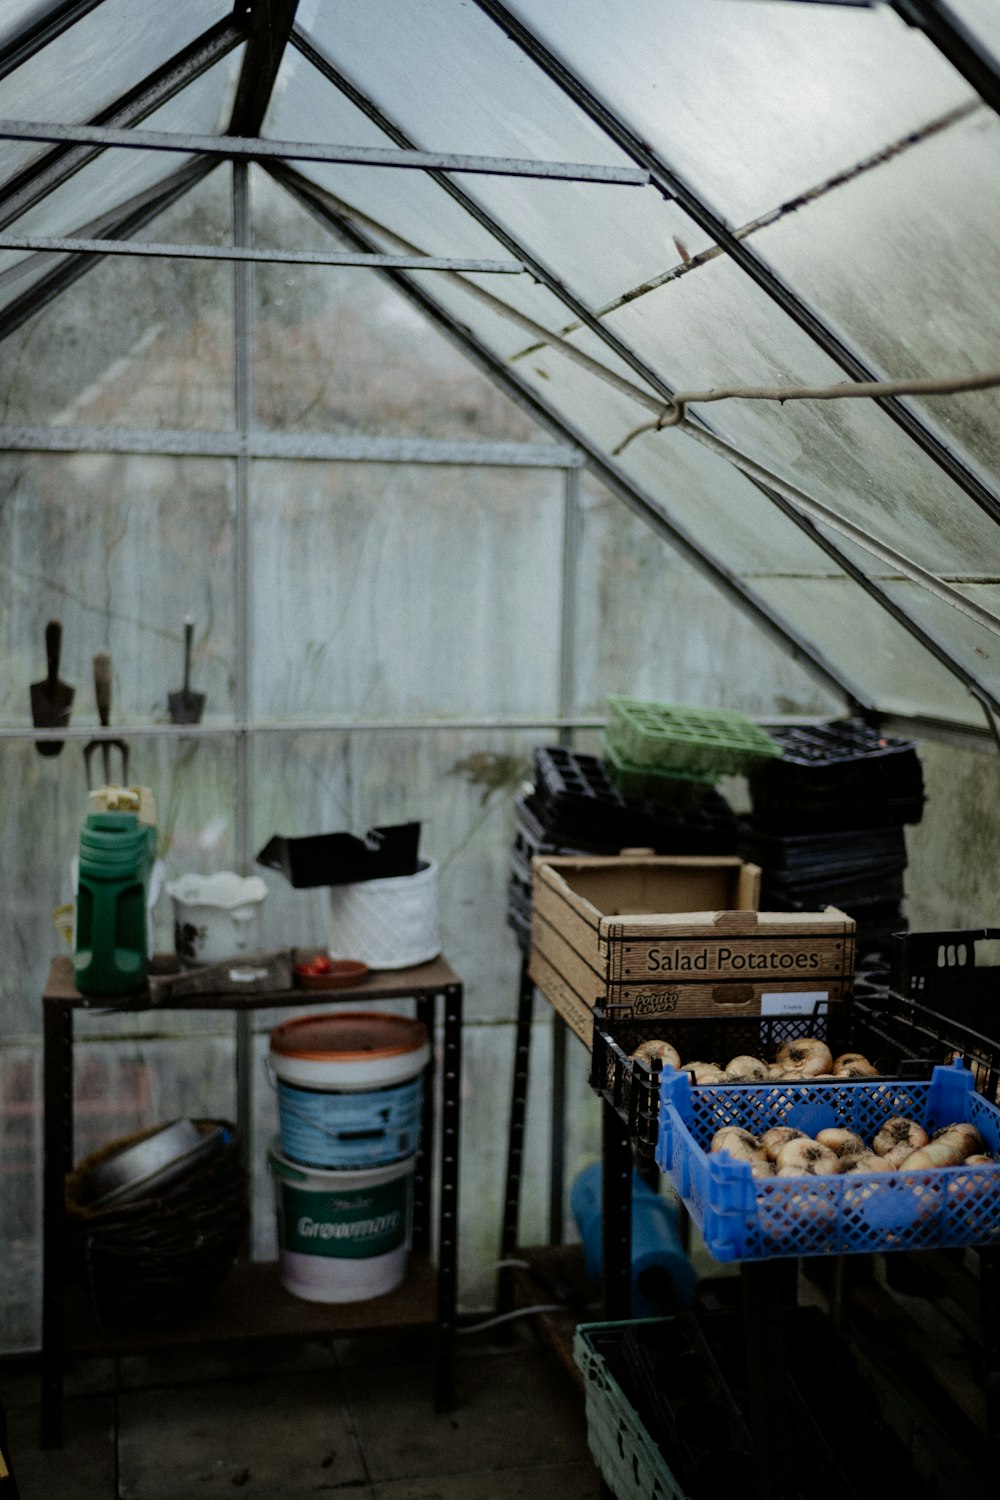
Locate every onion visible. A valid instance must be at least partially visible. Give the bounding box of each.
[710,1126,764,1163]
[684,1060,725,1083]
[629,1038,681,1070]
[932,1122,984,1158]
[840,1150,888,1173]
[872,1117,929,1156]
[964,1153,993,1165]
[880,1142,914,1170]
[832,1053,879,1078]
[775,1138,840,1175]
[776,1039,834,1078]
[750,1159,777,1178]
[816,1128,865,1156]
[760,1126,807,1162]
[725,1055,769,1081]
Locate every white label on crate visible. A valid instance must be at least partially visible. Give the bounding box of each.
[760,990,828,1017]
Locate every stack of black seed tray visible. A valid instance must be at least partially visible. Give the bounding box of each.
[506,744,739,953]
[741,718,925,966]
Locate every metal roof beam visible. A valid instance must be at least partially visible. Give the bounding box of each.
[0,232,526,274]
[0,16,245,230]
[265,160,866,714]
[0,119,650,185]
[894,0,1000,119]
[471,0,1000,534]
[228,0,301,138]
[0,0,106,84]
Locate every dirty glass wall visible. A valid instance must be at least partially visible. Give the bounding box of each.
[0,151,952,1353]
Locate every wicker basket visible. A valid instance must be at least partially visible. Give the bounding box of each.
[65,1119,249,1328]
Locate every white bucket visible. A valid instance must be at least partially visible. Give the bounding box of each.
[327,859,439,971]
[268,1143,415,1303]
[268,1011,430,1170]
[166,871,268,966]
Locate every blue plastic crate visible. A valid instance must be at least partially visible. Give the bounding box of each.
[655,1060,1000,1262]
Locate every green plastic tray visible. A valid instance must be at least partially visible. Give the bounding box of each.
[605,695,782,776]
[573,1321,687,1500]
[601,735,716,810]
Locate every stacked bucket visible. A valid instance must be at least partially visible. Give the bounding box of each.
[268,1011,430,1303]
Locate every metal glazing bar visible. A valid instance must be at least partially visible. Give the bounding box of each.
[471,0,1000,532]
[265,163,998,720]
[0,0,106,83]
[0,424,580,467]
[228,0,300,137]
[559,458,581,723]
[0,718,606,744]
[288,34,675,408]
[0,232,526,273]
[894,0,1000,119]
[0,118,651,184]
[270,165,866,711]
[0,20,244,229]
[233,162,254,1175]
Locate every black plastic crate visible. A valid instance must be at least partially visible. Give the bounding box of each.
[590,1003,931,1161]
[851,988,1000,1101]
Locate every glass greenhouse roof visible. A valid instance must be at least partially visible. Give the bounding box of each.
[1,0,999,738]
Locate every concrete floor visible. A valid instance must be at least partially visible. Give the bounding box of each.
[0,1324,599,1499]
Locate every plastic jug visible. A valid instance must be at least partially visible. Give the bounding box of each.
[73,811,156,997]
[570,1161,696,1315]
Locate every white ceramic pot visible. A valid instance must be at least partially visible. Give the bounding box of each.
[166,872,268,966]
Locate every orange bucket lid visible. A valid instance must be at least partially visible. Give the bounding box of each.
[270,1010,428,1063]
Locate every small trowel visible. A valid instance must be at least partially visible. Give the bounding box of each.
[30,619,74,756]
[168,617,205,725]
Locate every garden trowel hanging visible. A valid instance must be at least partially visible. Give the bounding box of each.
[168,617,205,725]
[30,619,74,756]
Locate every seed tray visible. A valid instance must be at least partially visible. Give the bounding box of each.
[748,720,923,799]
[656,1060,1000,1262]
[530,745,635,845]
[748,786,925,833]
[740,823,907,881]
[602,736,717,810]
[605,695,783,778]
[590,1005,926,1161]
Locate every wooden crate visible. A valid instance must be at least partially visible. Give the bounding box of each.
[529,854,855,1036]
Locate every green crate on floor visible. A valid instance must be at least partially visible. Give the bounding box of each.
[573,1321,687,1500]
[605,695,783,777]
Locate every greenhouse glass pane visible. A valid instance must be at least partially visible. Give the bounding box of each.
[754,577,981,725]
[0,0,230,186]
[0,452,237,730]
[597,256,1000,576]
[251,461,564,722]
[504,0,973,225]
[250,171,549,440]
[948,0,1000,59]
[262,59,613,344]
[250,727,535,1023]
[574,473,846,721]
[291,1,714,309]
[0,54,242,301]
[0,170,234,426]
[754,108,1000,499]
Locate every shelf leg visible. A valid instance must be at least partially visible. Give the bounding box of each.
[741,1258,798,1500]
[412,995,435,1254]
[602,1100,632,1321]
[549,1014,567,1244]
[497,953,535,1317]
[41,1000,74,1449]
[435,983,462,1412]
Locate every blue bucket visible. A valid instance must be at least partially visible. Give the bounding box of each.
[269,1011,430,1170]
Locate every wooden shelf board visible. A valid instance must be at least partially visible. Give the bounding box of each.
[63,1252,439,1355]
